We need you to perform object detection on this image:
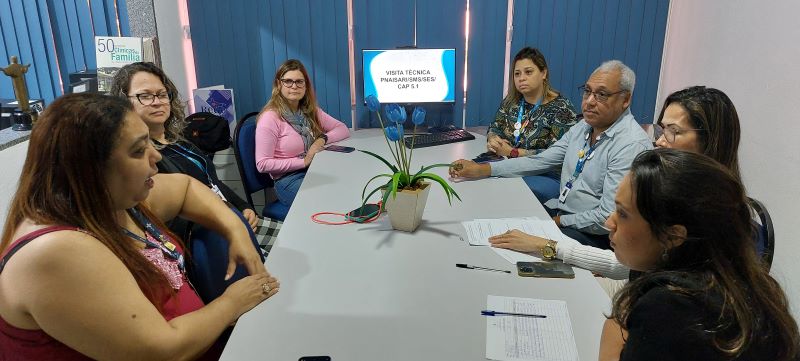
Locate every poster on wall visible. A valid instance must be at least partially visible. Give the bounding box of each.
[193,86,237,133]
[95,36,143,92]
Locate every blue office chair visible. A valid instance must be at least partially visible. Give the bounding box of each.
[749,197,775,270]
[233,111,289,221]
[188,206,265,304]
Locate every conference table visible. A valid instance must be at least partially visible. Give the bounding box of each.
[221,129,611,361]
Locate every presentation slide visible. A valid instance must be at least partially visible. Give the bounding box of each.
[363,49,455,103]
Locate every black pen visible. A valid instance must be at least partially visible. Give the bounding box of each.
[481,310,547,318]
[456,263,511,273]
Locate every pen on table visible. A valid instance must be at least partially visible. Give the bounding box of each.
[456,263,511,273]
[481,310,547,318]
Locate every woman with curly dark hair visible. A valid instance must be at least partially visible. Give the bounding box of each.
[110,62,260,240]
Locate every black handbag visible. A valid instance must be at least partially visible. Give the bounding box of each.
[183,112,231,154]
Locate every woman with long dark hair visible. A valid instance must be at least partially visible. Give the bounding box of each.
[599,149,798,360]
[0,93,278,360]
[655,85,741,178]
[486,47,578,202]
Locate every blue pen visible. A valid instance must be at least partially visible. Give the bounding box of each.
[481,310,547,318]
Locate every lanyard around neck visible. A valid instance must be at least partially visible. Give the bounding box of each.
[567,130,605,184]
[514,97,542,146]
[169,143,218,183]
[559,129,605,203]
[123,207,185,272]
[165,143,228,202]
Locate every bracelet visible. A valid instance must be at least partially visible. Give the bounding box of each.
[509,148,520,158]
[318,133,329,144]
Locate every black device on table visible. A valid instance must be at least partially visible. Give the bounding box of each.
[473,151,505,163]
[403,128,476,148]
[517,261,575,278]
[346,203,381,222]
[324,145,356,153]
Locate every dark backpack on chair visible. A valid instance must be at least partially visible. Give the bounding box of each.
[183,112,232,156]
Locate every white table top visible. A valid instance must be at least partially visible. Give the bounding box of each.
[221,129,610,361]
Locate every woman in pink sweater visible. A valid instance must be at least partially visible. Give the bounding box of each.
[255,59,350,209]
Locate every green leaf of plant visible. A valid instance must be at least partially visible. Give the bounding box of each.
[358,149,399,173]
[362,182,389,204]
[390,172,402,199]
[381,184,392,209]
[414,173,462,205]
[413,163,453,177]
[361,173,393,199]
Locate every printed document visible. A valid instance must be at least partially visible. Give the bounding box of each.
[462,218,567,264]
[486,295,579,361]
[462,217,565,246]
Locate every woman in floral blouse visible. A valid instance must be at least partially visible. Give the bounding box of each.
[487,47,578,202]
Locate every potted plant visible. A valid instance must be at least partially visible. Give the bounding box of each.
[360,95,461,232]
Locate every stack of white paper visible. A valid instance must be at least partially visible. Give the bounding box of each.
[485,295,579,361]
[461,217,567,264]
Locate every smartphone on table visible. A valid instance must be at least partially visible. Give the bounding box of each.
[517,261,575,278]
[325,145,355,153]
[346,203,381,222]
[472,151,505,163]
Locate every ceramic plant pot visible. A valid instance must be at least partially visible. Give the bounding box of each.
[384,182,430,232]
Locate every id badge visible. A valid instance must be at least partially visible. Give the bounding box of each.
[211,183,228,202]
[558,183,572,203]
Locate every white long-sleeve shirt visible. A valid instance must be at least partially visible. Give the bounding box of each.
[556,236,630,280]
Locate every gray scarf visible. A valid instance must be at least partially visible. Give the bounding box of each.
[282,110,315,152]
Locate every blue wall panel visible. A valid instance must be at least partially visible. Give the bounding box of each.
[188,0,350,123]
[2,0,666,125]
[2,0,128,106]
[0,0,129,105]
[353,0,414,128]
[416,0,466,128]
[512,0,669,124]
[0,0,22,101]
[463,0,508,126]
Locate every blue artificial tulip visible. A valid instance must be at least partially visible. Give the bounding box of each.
[385,104,407,124]
[366,94,380,112]
[411,106,426,126]
[384,125,404,142]
[397,106,407,124]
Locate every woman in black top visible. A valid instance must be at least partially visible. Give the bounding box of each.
[110,62,258,241]
[599,149,798,361]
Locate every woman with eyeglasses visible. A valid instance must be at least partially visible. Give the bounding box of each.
[486,47,578,203]
[599,149,798,361]
[485,86,745,281]
[655,86,740,178]
[110,62,261,243]
[254,59,350,209]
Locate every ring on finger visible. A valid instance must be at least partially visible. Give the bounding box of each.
[261,283,270,294]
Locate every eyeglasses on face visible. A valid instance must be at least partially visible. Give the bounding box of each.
[578,85,627,103]
[280,78,306,88]
[128,92,172,106]
[654,123,703,143]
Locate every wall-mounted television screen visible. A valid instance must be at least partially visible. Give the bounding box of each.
[362,48,456,104]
